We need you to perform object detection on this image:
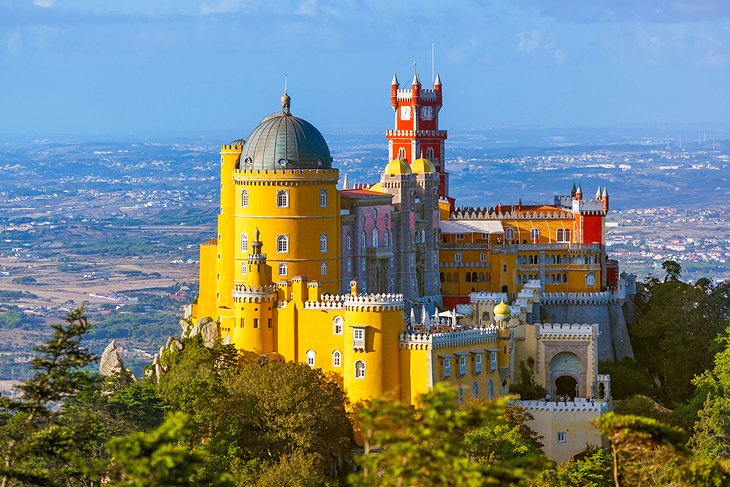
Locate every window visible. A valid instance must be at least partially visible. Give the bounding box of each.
[557,432,566,443]
[488,379,495,398]
[277,235,289,253]
[332,350,342,367]
[353,327,365,349]
[442,357,451,377]
[361,231,367,249]
[397,147,406,160]
[457,385,463,403]
[333,316,343,335]
[361,260,366,272]
[253,318,259,329]
[426,147,435,160]
[490,352,498,372]
[530,228,540,241]
[372,230,378,248]
[372,208,378,219]
[563,229,571,241]
[472,381,479,398]
[459,355,467,376]
[278,263,288,276]
[241,262,247,275]
[346,234,352,250]
[241,189,248,207]
[306,350,315,367]
[320,189,327,208]
[320,234,328,252]
[355,360,366,379]
[240,233,248,252]
[480,253,487,262]
[384,230,389,246]
[454,253,462,263]
[276,190,289,208]
[474,354,482,374]
[347,260,352,272]
[320,262,327,275]
[586,272,596,286]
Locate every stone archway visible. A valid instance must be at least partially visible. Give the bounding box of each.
[555,375,578,399]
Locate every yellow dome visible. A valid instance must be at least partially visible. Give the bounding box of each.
[493,300,511,318]
[369,182,385,193]
[411,157,435,174]
[384,159,412,175]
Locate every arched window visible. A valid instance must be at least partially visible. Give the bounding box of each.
[564,229,571,242]
[240,233,248,252]
[355,360,366,379]
[505,228,514,241]
[277,235,289,253]
[306,350,316,367]
[397,147,406,160]
[320,234,328,253]
[320,189,327,208]
[488,379,495,398]
[347,260,352,272]
[426,147,435,160]
[530,228,539,241]
[278,262,288,276]
[241,262,247,275]
[241,189,248,208]
[471,272,478,282]
[361,231,367,249]
[346,234,352,250]
[586,272,596,286]
[472,381,479,398]
[372,230,378,248]
[333,316,343,335]
[466,273,471,283]
[276,190,289,208]
[332,350,342,368]
[320,262,327,275]
[384,230,389,246]
[440,272,444,283]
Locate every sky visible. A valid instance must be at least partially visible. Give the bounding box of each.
[1,0,730,137]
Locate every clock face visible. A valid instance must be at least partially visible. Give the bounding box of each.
[421,106,433,120]
[400,106,411,120]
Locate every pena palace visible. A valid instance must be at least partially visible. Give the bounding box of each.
[186,69,634,461]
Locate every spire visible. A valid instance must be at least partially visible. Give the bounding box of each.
[434,72,441,86]
[571,181,577,194]
[602,186,608,197]
[595,186,601,200]
[281,90,291,115]
[412,61,421,85]
[391,72,399,86]
[251,227,263,255]
[576,183,582,195]
[343,173,350,190]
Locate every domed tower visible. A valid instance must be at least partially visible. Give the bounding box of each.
[233,92,340,292]
[493,300,512,391]
[231,228,277,357]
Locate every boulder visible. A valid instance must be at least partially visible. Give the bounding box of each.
[99,340,126,376]
[200,320,220,348]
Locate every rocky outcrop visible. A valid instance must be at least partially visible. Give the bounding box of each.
[99,340,127,376]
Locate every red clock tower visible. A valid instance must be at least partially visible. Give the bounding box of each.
[387,70,449,197]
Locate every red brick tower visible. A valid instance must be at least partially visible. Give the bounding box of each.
[386,69,449,197]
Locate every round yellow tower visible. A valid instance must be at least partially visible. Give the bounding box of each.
[233,93,341,293]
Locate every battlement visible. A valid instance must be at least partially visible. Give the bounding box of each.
[450,208,573,220]
[385,129,447,138]
[541,291,618,305]
[345,293,404,311]
[513,399,609,413]
[232,168,339,180]
[399,325,499,350]
[232,283,277,302]
[596,374,610,381]
[221,144,243,151]
[304,300,345,310]
[469,291,508,304]
[537,323,597,339]
[573,199,605,214]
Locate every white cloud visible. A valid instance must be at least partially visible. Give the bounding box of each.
[296,0,317,17]
[33,0,55,7]
[517,30,542,53]
[199,0,248,15]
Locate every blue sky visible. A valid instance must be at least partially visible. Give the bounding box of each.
[1,0,730,136]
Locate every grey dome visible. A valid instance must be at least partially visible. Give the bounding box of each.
[238,96,332,171]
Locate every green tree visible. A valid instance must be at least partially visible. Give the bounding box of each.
[0,309,101,487]
[534,446,613,487]
[509,357,546,400]
[661,260,682,282]
[350,384,546,487]
[105,411,233,486]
